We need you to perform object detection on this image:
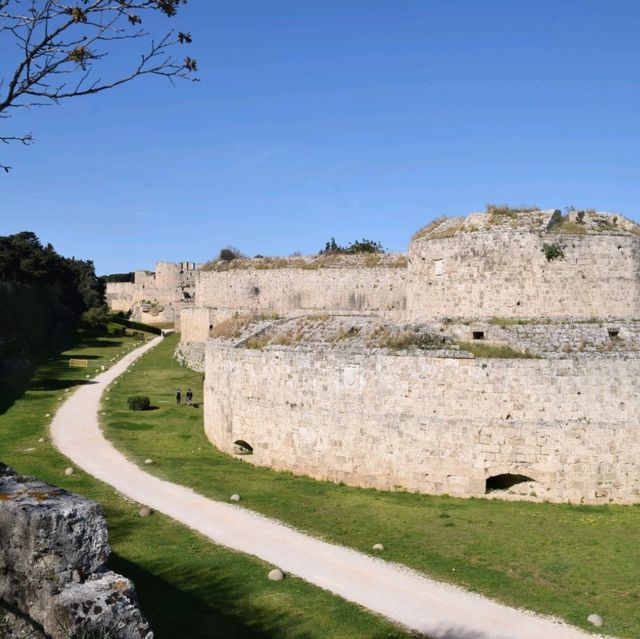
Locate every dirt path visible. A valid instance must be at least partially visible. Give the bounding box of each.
[51,336,610,639]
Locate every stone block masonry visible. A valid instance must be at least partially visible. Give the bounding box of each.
[204,344,640,504]
[408,212,640,321]
[195,264,407,318]
[0,463,153,639]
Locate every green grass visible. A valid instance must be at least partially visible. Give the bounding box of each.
[0,329,418,639]
[101,334,640,638]
[487,317,553,327]
[456,341,539,358]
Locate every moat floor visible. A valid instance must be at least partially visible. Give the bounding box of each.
[51,336,610,639]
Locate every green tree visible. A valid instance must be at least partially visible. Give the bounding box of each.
[319,237,385,255]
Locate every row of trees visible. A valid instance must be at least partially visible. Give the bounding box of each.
[0,231,105,320]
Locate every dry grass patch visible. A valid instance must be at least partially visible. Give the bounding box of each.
[457,341,539,358]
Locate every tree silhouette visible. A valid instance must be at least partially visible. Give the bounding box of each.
[0,0,197,171]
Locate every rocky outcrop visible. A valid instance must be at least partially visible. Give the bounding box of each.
[0,463,153,639]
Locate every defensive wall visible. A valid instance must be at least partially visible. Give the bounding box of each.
[407,210,640,321]
[105,262,196,324]
[107,210,640,336]
[111,209,640,503]
[194,260,407,322]
[204,343,640,504]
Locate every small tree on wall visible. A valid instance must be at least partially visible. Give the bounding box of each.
[542,242,565,262]
[319,237,385,255]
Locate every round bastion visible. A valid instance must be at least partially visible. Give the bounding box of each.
[407,208,640,321]
[200,209,640,505]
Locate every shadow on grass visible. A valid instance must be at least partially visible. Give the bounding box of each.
[80,338,125,349]
[0,329,112,415]
[27,379,97,392]
[110,422,154,431]
[109,553,308,639]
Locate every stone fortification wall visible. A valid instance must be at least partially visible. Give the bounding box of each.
[0,464,152,639]
[105,263,197,321]
[105,282,138,313]
[408,211,640,321]
[180,308,213,343]
[204,344,640,504]
[153,262,197,305]
[438,321,640,358]
[175,341,205,371]
[195,265,407,318]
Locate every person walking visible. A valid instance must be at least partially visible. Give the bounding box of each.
[175,388,181,406]
[185,388,193,406]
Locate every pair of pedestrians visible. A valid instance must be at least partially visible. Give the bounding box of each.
[175,388,193,406]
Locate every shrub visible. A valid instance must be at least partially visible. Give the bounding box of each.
[81,306,110,329]
[127,396,150,411]
[542,242,565,261]
[319,237,384,255]
[219,246,244,261]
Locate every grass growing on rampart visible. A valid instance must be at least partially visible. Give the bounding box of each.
[0,330,417,639]
[100,334,640,638]
[456,341,539,358]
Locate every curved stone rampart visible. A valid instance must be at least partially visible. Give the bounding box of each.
[204,344,640,504]
[408,211,640,321]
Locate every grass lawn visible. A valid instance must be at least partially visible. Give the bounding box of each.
[0,328,419,639]
[102,334,640,638]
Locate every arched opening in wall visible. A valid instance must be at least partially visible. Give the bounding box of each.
[233,440,253,455]
[485,474,535,493]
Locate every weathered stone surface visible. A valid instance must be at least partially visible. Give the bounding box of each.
[0,465,153,638]
[43,572,153,639]
[204,343,640,504]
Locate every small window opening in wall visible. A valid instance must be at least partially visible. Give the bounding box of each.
[472,331,485,340]
[607,328,620,338]
[485,474,534,493]
[233,440,253,455]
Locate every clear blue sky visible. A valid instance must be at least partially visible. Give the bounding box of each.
[2,0,640,274]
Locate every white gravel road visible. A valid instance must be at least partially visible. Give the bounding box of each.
[51,336,611,639]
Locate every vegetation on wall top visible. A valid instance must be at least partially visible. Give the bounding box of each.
[319,237,385,255]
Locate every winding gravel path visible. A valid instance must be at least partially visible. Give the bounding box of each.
[51,336,611,639]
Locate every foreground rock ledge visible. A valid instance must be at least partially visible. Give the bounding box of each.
[0,462,153,639]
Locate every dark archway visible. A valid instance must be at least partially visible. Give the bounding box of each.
[485,473,534,492]
[233,440,253,455]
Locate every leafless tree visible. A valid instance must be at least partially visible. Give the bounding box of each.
[0,0,197,171]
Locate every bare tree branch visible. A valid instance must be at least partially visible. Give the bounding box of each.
[1,0,197,171]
